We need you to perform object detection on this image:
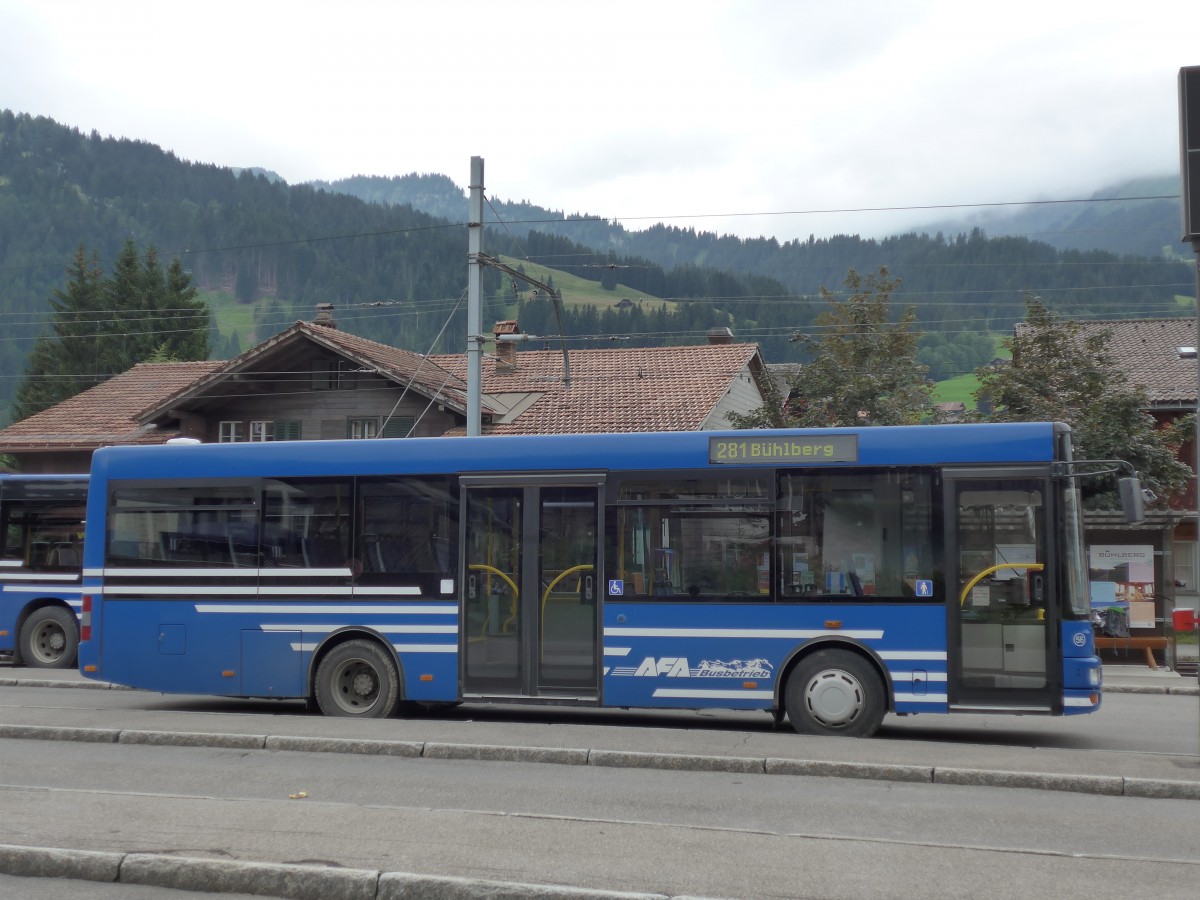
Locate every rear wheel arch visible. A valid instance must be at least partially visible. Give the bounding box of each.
[309,629,405,718]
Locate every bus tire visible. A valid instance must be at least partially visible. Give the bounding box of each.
[314,640,401,718]
[19,606,78,669]
[785,649,885,738]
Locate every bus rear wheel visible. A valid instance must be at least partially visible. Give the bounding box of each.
[19,606,78,669]
[785,649,885,738]
[314,640,401,718]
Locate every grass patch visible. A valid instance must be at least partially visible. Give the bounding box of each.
[498,255,670,311]
[931,374,980,406]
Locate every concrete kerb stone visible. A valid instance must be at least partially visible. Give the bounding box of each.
[266,735,425,757]
[0,722,119,743]
[424,741,590,766]
[934,767,1124,795]
[118,729,267,750]
[765,758,934,783]
[0,843,122,883]
[1123,776,1200,801]
[0,676,132,691]
[1103,683,1200,696]
[120,853,380,900]
[0,845,691,900]
[587,748,765,775]
[376,871,666,899]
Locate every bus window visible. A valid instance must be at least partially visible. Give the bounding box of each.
[1,499,86,570]
[355,477,457,595]
[262,479,354,570]
[612,476,771,599]
[108,484,258,568]
[777,470,934,600]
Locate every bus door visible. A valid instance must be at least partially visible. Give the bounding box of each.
[945,470,1055,711]
[460,476,602,699]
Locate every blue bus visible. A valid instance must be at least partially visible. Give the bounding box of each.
[78,424,1101,737]
[0,475,89,668]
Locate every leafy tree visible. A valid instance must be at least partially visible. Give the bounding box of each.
[12,241,210,421]
[731,267,934,428]
[973,295,1192,508]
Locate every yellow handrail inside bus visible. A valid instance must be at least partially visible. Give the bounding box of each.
[959,562,1044,606]
[469,563,519,635]
[541,564,595,611]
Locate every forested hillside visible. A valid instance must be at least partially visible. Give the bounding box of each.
[0,112,783,422]
[2,110,1195,426]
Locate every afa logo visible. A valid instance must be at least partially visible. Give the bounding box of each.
[633,657,692,677]
[629,657,775,679]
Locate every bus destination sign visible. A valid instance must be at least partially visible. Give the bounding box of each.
[709,434,859,465]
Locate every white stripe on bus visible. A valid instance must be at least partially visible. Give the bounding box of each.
[888,671,948,682]
[651,688,774,700]
[605,627,884,640]
[260,624,457,634]
[3,584,84,593]
[878,651,948,661]
[892,693,948,704]
[603,647,632,657]
[194,604,457,615]
[102,567,353,578]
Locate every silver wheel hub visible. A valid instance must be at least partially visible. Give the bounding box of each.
[804,668,865,727]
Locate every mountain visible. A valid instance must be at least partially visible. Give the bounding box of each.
[1,110,1195,424]
[908,175,1187,260]
[0,111,785,423]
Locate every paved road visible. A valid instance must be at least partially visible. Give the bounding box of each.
[0,665,1197,899]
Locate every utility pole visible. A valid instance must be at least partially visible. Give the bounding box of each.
[467,157,484,437]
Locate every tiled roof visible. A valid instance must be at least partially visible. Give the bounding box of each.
[1017,318,1197,405]
[140,321,478,420]
[430,342,765,434]
[0,361,223,450]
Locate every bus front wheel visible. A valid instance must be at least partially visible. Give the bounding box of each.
[314,640,401,718]
[19,606,78,669]
[785,649,885,738]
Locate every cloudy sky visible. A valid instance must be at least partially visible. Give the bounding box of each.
[2,0,1195,241]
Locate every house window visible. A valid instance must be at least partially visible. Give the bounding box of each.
[381,416,416,439]
[219,421,244,443]
[312,359,356,390]
[349,418,378,439]
[250,420,302,442]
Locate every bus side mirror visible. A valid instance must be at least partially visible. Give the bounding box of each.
[1118,476,1149,524]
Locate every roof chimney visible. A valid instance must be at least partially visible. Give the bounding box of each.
[313,303,337,329]
[707,326,734,345]
[493,320,520,373]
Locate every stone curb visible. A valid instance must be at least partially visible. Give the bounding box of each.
[4,720,1199,801]
[0,844,683,900]
[1103,683,1200,696]
[0,675,132,690]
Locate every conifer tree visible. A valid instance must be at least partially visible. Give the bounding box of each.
[12,241,210,422]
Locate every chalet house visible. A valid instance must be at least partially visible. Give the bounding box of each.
[0,307,773,473]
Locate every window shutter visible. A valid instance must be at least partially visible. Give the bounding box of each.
[382,417,416,438]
